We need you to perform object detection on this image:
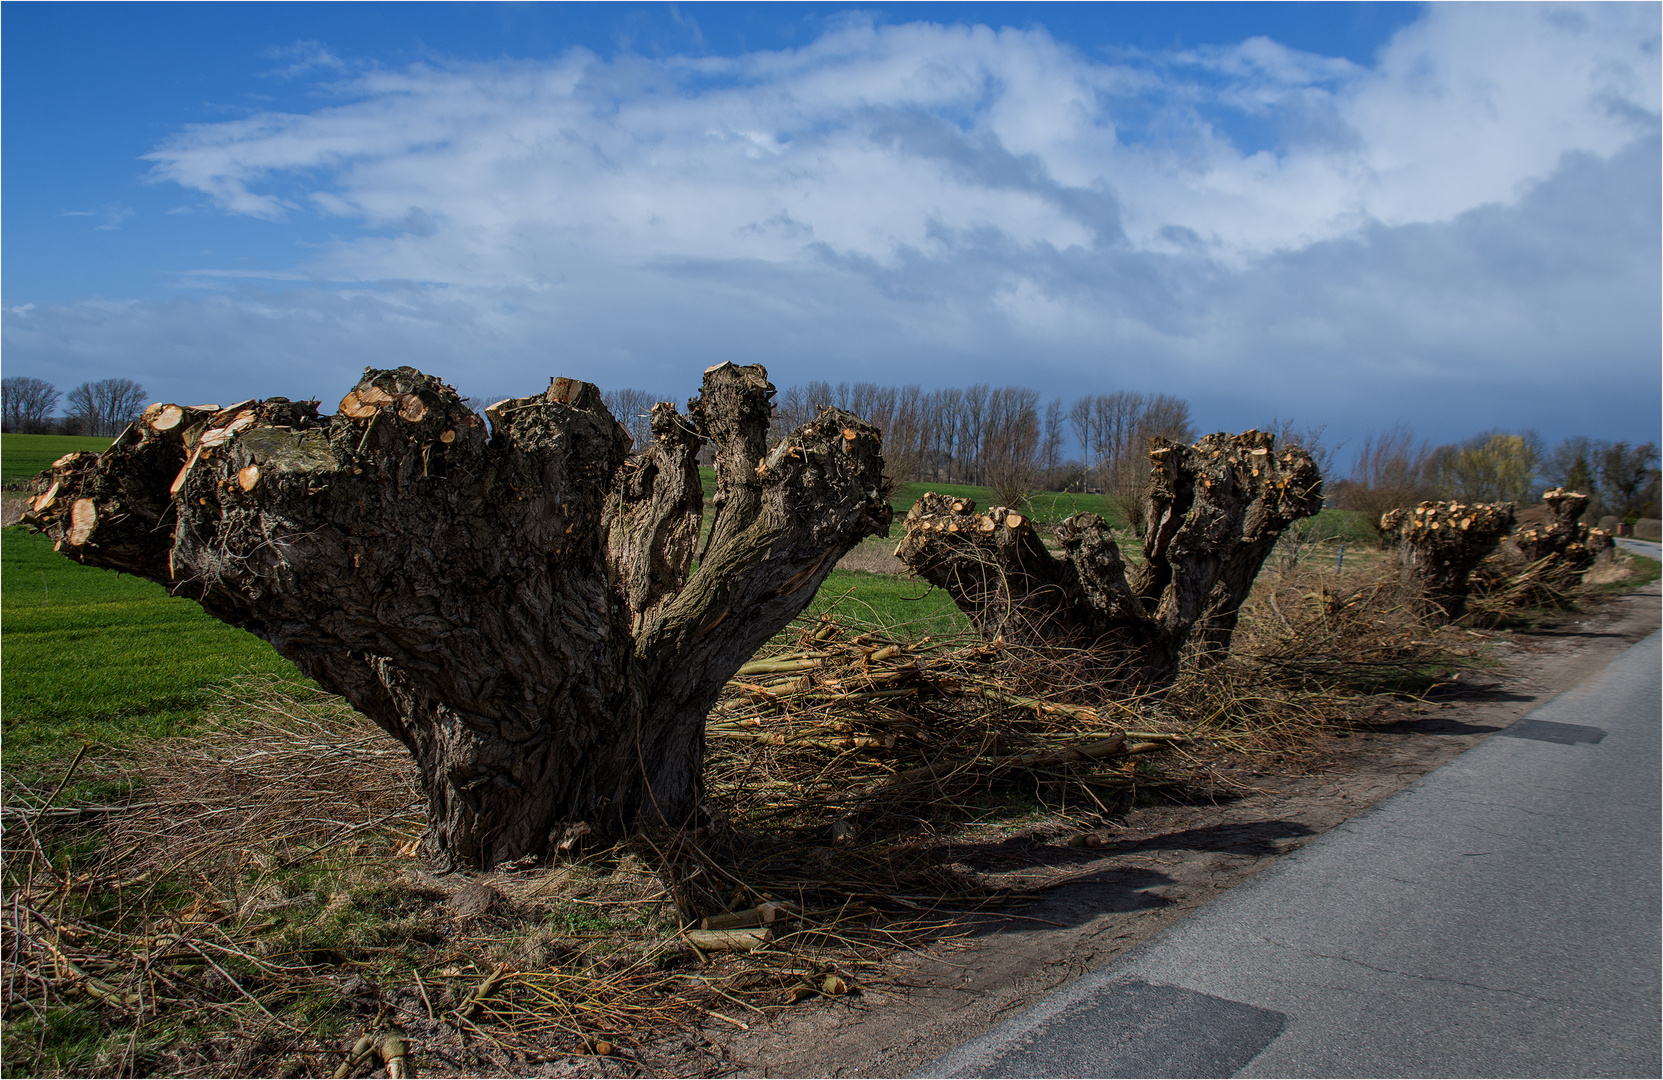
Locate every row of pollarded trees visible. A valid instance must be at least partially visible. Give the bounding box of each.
[19,362,1640,874]
[1,376,148,436]
[24,364,1322,872]
[1335,424,1661,530]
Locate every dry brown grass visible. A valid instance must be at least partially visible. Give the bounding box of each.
[833,537,905,575]
[3,560,1489,1077]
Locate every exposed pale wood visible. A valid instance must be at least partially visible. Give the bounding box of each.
[699,902,794,931]
[68,499,97,546]
[337,391,378,420]
[397,394,428,422]
[31,481,59,513]
[144,403,186,432]
[170,447,203,497]
[198,411,257,450]
[685,928,773,952]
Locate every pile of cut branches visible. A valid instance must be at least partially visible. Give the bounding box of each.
[1466,553,1586,625]
[704,614,1186,834]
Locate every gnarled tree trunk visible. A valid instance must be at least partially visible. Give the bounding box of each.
[1515,488,1613,570]
[1380,500,1515,622]
[895,430,1322,689]
[24,364,891,870]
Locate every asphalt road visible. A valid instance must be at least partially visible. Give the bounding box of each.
[926,631,1662,1079]
[1616,537,1661,560]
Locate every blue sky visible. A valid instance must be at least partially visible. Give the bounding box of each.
[4,2,1658,460]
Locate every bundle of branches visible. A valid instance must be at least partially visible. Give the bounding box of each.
[701,615,1187,837]
[1223,570,1464,687]
[1466,553,1586,625]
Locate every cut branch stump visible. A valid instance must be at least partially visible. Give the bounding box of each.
[1513,488,1613,570]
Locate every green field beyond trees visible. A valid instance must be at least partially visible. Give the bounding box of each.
[2,433,112,484]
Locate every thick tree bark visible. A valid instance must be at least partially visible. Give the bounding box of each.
[24,364,891,870]
[1514,488,1613,570]
[1380,500,1515,622]
[895,430,1322,689]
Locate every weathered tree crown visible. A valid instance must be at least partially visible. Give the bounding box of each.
[26,363,892,869]
[896,429,1323,688]
[1380,499,1515,621]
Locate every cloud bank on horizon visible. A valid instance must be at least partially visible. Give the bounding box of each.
[5,3,1659,449]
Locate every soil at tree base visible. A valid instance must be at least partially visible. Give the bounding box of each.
[705,581,1661,1079]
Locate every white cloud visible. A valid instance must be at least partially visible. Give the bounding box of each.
[8,4,1658,448]
[61,203,136,231]
[260,40,349,80]
[138,6,1657,270]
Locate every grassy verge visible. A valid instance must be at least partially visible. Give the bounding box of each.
[2,434,112,485]
[1592,550,1661,592]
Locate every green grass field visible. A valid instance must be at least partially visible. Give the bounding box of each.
[2,433,112,485]
[801,568,969,637]
[887,479,1122,525]
[1,527,305,772]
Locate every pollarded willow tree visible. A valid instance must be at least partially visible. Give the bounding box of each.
[896,430,1323,689]
[24,364,891,870]
[1515,488,1613,570]
[1379,500,1516,622]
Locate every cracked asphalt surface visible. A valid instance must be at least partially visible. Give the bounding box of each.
[926,630,1662,1079]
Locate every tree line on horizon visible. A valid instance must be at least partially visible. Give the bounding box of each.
[1,376,147,438]
[6,374,1658,524]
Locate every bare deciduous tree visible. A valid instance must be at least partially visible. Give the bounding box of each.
[66,378,147,437]
[1081,392,1193,536]
[1599,441,1660,518]
[2,377,60,433]
[1338,424,1434,541]
[1039,397,1066,481]
[601,388,663,452]
[980,386,1041,506]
